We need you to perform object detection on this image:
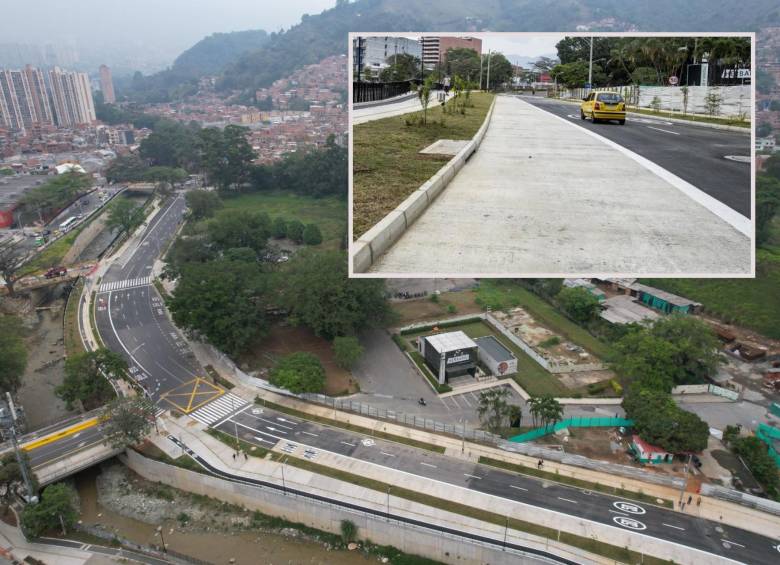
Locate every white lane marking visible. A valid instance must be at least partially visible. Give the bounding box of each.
[380,451,396,457]
[449,395,461,409]
[259,417,293,430]
[612,516,646,531]
[510,485,527,491]
[663,523,686,531]
[301,431,318,437]
[557,497,578,504]
[340,441,356,447]
[420,462,437,468]
[253,436,272,444]
[720,539,745,548]
[647,126,680,135]
[107,291,152,377]
[437,396,451,411]
[521,99,750,237]
[464,473,482,480]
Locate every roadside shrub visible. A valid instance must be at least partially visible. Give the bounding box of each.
[302,223,323,245]
[610,379,623,395]
[340,519,357,543]
[269,352,325,394]
[539,336,560,348]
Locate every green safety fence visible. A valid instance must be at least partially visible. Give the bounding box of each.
[508,417,634,443]
[756,423,780,468]
[770,402,780,419]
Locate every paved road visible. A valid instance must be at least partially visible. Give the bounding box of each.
[518,95,751,218]
[365,95,751,276]
[353,90,451,124]
[215,404,779,565]
[95,195,206,406]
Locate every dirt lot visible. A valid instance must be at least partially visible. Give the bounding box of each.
[392,290,483,326]
[238,324,355,396]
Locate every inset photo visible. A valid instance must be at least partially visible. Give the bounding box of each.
[349,33,754,277]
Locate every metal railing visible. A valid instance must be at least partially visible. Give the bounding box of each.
[353,80,414,104]
[299,393,501,444]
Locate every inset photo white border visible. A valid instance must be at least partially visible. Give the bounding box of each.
[347,31,755,279]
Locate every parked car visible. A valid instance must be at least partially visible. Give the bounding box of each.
[581,92,626,124]
[44,266,67,279]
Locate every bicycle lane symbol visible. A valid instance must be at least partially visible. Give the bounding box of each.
[613,516,647,531]
[613,501,646,515]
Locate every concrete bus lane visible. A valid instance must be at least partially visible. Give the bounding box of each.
[215,405,778,564]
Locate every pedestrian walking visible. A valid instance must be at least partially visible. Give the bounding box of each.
[687,495,692,505]
[681,502,686,511]
[696,497,701,507]
[244,452,248,461]
[537,459,543,470]
[232,453,236,461]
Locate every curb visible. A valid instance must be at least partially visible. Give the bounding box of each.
[353,97,497,273]
[553,96,750,133]
[353,91,417,109]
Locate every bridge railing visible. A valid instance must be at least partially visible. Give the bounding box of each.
[353,80,414,104]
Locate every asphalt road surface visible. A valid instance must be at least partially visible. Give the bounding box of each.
[95,195,205,406]
[518,95,751,218]
[215,404,780,565]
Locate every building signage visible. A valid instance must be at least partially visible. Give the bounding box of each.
[498,361,508,374]
[447,353,471,365]
[721,67,750,80]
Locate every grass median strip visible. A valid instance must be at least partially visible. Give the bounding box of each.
[353,92,494,237]
[255,398,445,454]
[479,456,674,509]
[64,277,86,356]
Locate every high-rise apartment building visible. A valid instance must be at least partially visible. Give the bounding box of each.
[47,66,96,127]
[99,64,116,103]
[0,66,53,133]
[420,36,482,69]
[0,64,94,132]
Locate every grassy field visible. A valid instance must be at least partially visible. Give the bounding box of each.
[63,278,85,356]
[353,92,494,237]
[219,191,346,249]
[644,247,780,340]
[629,106,750,127]
[475,281,615,360]
[404,319,569,397]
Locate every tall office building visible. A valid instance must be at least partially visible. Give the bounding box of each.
[0,66,53,133]
[99,64,116,103]
[47,66,96,127]
[353,36,422,77]
[420,36,482,69]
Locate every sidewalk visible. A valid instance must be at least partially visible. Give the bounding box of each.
[0,519,97,565]
[367,95,751,276]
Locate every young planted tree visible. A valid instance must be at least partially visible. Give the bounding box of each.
[417,76,434,125]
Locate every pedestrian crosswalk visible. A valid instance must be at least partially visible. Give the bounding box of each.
[188,393,247,426]
[99,276,151,292]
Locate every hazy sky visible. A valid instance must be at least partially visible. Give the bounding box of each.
[482,35,562,64]
[0,0,335,54]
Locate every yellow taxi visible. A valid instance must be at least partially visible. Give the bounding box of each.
[580,91,626,124]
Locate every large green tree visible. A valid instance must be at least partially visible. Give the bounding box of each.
[281,250,389,339]
[0,315,27,394]
[332,336,364,370]
[482,52,513,89]
[269,352,326,394]
[477,387,512,434]
[139,120,200,170]
[556,287,601,324]
[445,47,481,83]
[168,259,267,355]
[55,348,124,410]
[0,452,38,504]
[185,189,223,220]
[107,197,145,235]
[199,125,256,191]
[106,154,148,184]
[379,53,420,82]
[206,209,270,254]
[100,396,156,449]
[614,315,720,391]
[21,483,78,538]
[622,387,709,453]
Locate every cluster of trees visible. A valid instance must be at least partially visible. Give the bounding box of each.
[107,197,146,235]
[556,286,602,325]
[551,36,751,88]
[55,349,124,410]
[527,395,564,429]
[0,315,27,394]
[21,483,78,538]
[723,426,779,500]
[615,315,717,453]
[477,389,565,435]
[19,172,92,223]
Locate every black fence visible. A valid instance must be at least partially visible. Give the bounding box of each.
[353,81,414,104]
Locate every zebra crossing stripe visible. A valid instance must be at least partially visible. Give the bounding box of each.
[98,276,152,293]
[188,393,248,426]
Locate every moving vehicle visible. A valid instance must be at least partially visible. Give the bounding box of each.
[581,92,626,124]
[59,216,78,231]
[44,266,67,279]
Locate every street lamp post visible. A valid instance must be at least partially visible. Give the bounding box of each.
[386,486,392,521]
[281,460,287,495]
[679,453,692,508]
[230,394,239,455]
[588,36,594,91]
[478,52,484,90]
[460,418,466,454]
[486,51,492,91]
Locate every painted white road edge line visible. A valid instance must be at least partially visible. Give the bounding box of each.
[519,98,752,238]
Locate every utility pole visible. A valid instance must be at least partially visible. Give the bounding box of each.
[588,36,594,91]
[486,50,492,91]
[478,51,484,90]
[230,393,239,455]
[6,393,37,505]
[355,37,362,83]
[678,453,692,508]
[386,486,391,521]
[156,525,167,553]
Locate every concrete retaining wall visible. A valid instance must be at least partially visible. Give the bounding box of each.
[353,97,497,273]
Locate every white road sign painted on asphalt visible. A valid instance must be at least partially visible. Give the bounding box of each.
[613,516,647,530]
[613,501,646,515]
